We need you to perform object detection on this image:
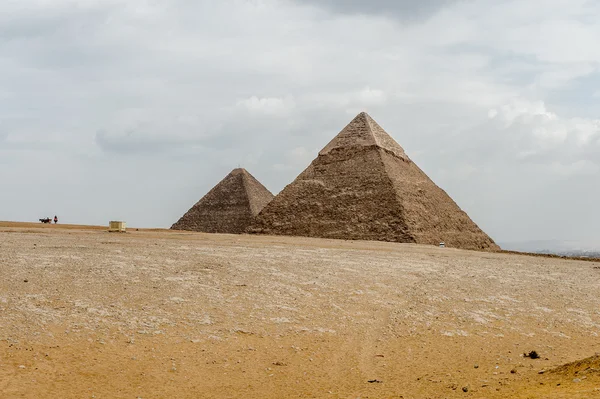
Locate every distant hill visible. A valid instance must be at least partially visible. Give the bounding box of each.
[500,239,600,258]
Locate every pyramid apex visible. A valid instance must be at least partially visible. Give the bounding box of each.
[230,167,249,175]
[319,113,409,161]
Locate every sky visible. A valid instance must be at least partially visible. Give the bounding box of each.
[1,0,599,245]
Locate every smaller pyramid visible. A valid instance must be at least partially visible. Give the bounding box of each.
[171,168,274,234]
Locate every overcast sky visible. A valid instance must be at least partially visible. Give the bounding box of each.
[1,0,599,245]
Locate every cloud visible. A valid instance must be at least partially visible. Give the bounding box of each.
[237,96,296,116]
[547,160,600,177]
[428,99,600,183]
[294,0,462,21]
[95,129,198,154]
[301,87,388,112]
[486,99,600,162]
[357,87,387,105]
[92,109,223,154]
[273,146,317,171]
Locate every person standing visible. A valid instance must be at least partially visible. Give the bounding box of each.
[54,215,58,224]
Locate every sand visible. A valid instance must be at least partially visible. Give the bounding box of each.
[1,222,599,398]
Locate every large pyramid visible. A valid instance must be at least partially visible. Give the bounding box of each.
[251,112,499,251]
[172,168,274,234]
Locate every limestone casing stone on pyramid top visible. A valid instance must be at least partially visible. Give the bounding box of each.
[250,112,499,251]
[171,168,274,234]
[319,112,409,162]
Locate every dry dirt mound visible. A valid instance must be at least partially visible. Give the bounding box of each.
[549,354,600,377]
[503,355,600,398]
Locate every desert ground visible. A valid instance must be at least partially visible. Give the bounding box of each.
[1,222,599,398]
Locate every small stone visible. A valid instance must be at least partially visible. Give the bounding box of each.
[474,364,479,369]
[23,279,28,283]
[462,386,469,392]
[573,378,582,383]
[18,365,25,369]
[510,368,517,374]
[524,350,540,359]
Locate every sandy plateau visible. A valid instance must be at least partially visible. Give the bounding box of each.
[1,222,599,398]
